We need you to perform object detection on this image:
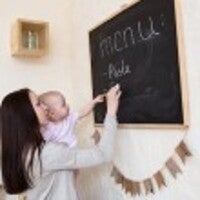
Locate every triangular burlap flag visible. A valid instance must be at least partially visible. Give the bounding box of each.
[124,179,133,194]
[116,173,123,185]
[91,129,101,144]
[111,166,118,177]
[166,158,182,178]
[180,141,192,156]
[121,175,126,189]
[122,178,141,196]
[143,178,154,195]
[154,171,166,189]
[111,167,123,184]
[176,144,187,164]
[176,141,192,164]
[132,181,141,196]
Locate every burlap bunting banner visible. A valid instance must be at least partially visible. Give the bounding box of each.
[110,141,192,197]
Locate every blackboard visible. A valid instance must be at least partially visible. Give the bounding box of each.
[89,0,188,127]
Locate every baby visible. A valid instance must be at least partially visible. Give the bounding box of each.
[39,91,104,147]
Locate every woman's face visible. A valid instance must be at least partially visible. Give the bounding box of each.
[29,91,49,125]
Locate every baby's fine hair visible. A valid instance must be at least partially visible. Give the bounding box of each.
[39,91,66,109]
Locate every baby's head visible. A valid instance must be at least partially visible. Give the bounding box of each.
[39,91,69,122]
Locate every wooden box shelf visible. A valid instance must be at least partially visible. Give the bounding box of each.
[11,18,49,57]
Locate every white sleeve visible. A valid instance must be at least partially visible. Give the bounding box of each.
[67,112,79,122]
[41,115,117,171]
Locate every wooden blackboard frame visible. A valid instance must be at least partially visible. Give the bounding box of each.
[89,0,189,129]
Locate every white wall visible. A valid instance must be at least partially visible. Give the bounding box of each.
[70,0,200,200]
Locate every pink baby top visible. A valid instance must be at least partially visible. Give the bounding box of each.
[41,112,79,148]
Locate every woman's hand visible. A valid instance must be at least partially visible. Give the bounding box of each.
[106,84,121,116]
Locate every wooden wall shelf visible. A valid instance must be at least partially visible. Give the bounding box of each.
[11,18,49,57]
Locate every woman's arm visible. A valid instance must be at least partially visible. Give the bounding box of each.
[41,114,117,171]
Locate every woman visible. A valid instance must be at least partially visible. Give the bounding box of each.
[0,84,121,200]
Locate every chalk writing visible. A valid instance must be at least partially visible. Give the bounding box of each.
[103,59,132,80]
[138,16,160,41]
[99,15,164,59]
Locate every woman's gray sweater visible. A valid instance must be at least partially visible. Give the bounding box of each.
[25,115,117,200]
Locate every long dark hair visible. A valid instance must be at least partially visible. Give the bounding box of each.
[0,88,44,194]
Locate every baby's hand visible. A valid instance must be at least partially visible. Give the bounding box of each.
[93,94,105,104]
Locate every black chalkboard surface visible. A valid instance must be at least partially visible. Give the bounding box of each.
[89,0,188,127]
